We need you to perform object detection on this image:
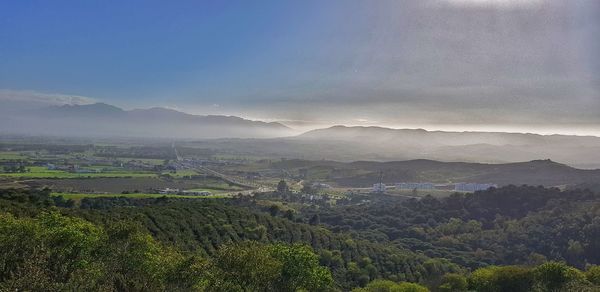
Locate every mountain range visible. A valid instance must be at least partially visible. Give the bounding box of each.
[0,102,293,139]
[1,100,599,168]
[185,125,600,169]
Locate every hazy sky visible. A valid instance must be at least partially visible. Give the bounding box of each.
[1,0,599,135]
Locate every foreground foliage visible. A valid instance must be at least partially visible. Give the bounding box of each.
[0,210,333,291]
[0,212,190,290]
[1,187,599,291]
[352,279,429,292]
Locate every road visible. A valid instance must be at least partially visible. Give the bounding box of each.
[172,142,182,161]
[172,143,273,193]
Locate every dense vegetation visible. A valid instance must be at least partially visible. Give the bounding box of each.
[280,185,600,270]
[1,186,599,291]
[74,196,433,289]
[357,262,600,292]
[0,189,334,291]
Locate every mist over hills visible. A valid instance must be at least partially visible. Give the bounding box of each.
[0,102,293,139]
[298,125,600,146]
[185,126,600,169]
[1,99,599,168]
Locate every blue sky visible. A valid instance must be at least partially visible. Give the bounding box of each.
[1,1,329,102]
[1,0,599,135]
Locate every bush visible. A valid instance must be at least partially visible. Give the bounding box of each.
[585,265,600,285]
[353,279,429,292]
[202,241,334,291]
[439,273,467,292]
[533,262,585,292]
[469,266,533,292]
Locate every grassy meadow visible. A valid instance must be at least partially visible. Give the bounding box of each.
[0,166,156,179]
[52,192,228,200]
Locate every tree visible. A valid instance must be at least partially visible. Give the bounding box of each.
[439,273,467,292]
[101,221,196,291]
[0,212,204,291]
[277,180,289,194]
[566,240,585,266]
[269,204,280,216]
[533,262,585,292]
[352,279,429,292]
[203,242,333,292]
[585,265,600,285]
[348,262,370,287]
[0,212,104,290]
[469,266,533,292]
[309,214,321,225]
[422,258,463,287]
[284,209,295,221]
[204,241,282,291]
[269,243,333,291]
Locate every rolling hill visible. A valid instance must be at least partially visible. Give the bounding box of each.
[183,125,600,168]
[271,158,600,188]
[0,102,293,139]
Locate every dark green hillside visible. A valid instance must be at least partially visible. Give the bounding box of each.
[1,186,600,291]
[277,186,600,269]
[271,159,600,187]
[0,189,445,290]
[73,198,435,288]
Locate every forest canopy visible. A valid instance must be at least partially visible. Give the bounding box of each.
[0,186,599,291]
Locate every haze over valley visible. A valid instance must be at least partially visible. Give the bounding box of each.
[1,1,600,291]
[2,98,600,168]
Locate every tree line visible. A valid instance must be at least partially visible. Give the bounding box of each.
[1,186,599,291]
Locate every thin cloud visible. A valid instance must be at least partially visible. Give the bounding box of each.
[0,89,96,106]
[437,0,545,8]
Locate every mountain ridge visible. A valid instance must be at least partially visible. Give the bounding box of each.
[1,102,293,139]
[298,125,600,141]
[47,103,290,128]
[271,157,600,187]
[180,125,600,168]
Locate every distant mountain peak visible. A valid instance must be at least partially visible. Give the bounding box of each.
[49,102,125,116]
[21,101,293,138]
[528,159,565,166]
[58,102,122,110]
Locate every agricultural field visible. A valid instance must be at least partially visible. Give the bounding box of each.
[0,151,30,160]
[20,176,247,194]
[0,145,256,197]
[0,166,156,179]
[52,192,228,200]
[161,169,199,178]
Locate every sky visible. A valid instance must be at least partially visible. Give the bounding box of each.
[1,0,599,135]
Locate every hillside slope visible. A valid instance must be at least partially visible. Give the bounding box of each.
[272,158,600,187]
[183,126,600,168]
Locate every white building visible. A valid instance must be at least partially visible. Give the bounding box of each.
[396,182,435,190]
[372,183,386,193]
[454,183,497,192]
[312,182,332,189]
[159,188,180,194]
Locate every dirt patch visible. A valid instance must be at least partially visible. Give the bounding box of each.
[22,177,243,193]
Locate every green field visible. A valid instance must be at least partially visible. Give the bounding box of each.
[0,151,29,160]
[52,192,228,200]
[0,166,156,179]
[162,169,198,178]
